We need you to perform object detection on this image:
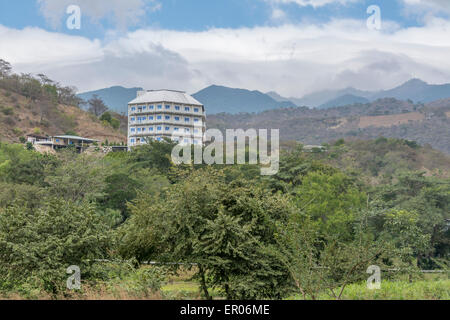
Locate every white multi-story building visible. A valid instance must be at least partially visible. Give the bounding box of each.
[127,89,206,147]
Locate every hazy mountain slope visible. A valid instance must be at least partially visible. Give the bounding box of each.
[293,87,373,108]
[318,94,370,109]
[266,91,297,104]
[193,85,297,114]
[77,86,143,114]
[372,79,450,103]
[295,79,450,108]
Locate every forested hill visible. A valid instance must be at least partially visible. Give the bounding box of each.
[208,97,450,154]
[0,69,126,144]
[289,138,450,184]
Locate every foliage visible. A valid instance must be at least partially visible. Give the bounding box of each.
[0,198,112,294]
[119,168,294,300]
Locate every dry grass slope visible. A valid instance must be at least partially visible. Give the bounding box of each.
[0,88,126,144]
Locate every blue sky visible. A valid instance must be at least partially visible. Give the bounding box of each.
[0,0,425,37]
[0,0,449,95]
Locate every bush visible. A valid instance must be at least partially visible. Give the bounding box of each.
[1,106,13,115]
[0,198,113,294]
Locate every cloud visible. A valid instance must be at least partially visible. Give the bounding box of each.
[1,15,450,98]
[37,0,161,29]
[402,0,450,12]
[264,0,360,8]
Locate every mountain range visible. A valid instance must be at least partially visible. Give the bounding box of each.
[77,79,450,115]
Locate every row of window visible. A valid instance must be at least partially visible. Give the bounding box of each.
[130,127,200,134]
[130,137,200,144]
[130,105,201,113]
[130,115,201,123]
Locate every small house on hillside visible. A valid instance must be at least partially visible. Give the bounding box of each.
[27,134,99,153]
[26,134,50,144]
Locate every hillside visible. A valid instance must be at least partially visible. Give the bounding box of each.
[0,88,126,144]
[207,98,450,154]
[300,138,450,183]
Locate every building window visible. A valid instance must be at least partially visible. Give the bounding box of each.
[157,105,162,109]
[157,115,162,120]
[137,128,142,132]
[165,105,170,109]
[131,107,136,111]
[174,127,179,131]
[143,106,147,111]
[149,105,154,110]
[175,106,180,111]
[194,118,199,122]
[185,118,190,122]
[185,107,190,112]
[157,126,162,131]
[194,108,199,112]
[131,117,135,121]
[194,129,199,134]
[149,116,154,120]
[174,116,180,121]
[142,128,146,132]
[149,127,154,131]
[165,127,170,131]
[142,116,146,121]
[194,140,198,145]
[165,116,170,120]
[131,139,135,143]
[185,128,190,133]
[157,137,162,141]
[131,128,135,132]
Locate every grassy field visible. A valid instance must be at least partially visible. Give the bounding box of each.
[1,267,448,300]
[287,279,450,300]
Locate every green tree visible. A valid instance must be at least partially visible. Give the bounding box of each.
[119,168,294,299]
[0,198,112,294]
[293,171,366,240]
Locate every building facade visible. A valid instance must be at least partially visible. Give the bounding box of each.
[127,90,206,147]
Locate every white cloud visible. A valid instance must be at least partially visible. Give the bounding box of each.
[264,0,360,8]
[37,0,161,29]
[1,16,450,98]
[402,0,450,12]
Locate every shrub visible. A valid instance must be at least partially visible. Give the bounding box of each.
[0,198,113,294]
[1,107,13,115]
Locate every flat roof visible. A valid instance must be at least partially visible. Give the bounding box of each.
[53,135,99,142]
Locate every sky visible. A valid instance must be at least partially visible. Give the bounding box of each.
[0,0,450,97]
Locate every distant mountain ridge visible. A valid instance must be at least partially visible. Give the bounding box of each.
[192,85,297,114]
[269,79,450,109]
[318,94,370,110]
[77,86,143,114]
[77,78,450,115]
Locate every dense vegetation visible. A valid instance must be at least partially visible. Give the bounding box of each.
[0,137,448,300]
